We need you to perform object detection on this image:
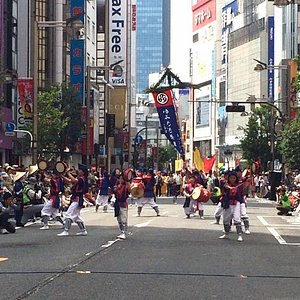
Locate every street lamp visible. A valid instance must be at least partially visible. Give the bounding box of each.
[85,61,123,167]
[32,17,84,163]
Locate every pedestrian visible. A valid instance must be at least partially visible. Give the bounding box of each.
[113,175,130,239]
[155,171,163,197]
[57,165,88,237]
[137,169,160,217]
[174,170,182,201]
[219,171,245,242]
[12,171,26,227]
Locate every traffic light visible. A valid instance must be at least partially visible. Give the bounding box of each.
[225,105,245,112]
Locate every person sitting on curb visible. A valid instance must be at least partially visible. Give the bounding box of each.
[276,186,292,216]
[0,192,16,233]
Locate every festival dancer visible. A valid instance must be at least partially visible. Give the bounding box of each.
[183,175,196,218]
[95,171,111,213]
[113,175,130,239]
[219,171,245,242]
[237,167,251,234]
[40,172,64,230]
[137,169,160,217]
[57,165,88,236]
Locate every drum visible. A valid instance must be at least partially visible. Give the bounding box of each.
[123,168,133,182]
[192,187,211,203]
[191,187,202,201]
[55,161,68,174]
[38,159,48,171]
[130,183,144,198]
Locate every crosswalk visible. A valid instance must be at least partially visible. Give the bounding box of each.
[257,215,300,246]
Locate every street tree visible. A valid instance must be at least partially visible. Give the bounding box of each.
[240,105,276,170]
[36,85,82,159]
[280,117,300,170]
[146,143,177,170]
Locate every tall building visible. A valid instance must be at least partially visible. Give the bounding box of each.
[136,0,171,94]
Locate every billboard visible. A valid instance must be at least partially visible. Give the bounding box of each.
[192,0,216,32]
[70,39,85,103]
[268,16,274,99]
[109,0,127,86]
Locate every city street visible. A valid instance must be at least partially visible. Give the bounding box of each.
[1,197,300,300]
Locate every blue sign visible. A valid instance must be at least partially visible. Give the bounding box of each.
[268,16,275,99]
[70,39,85,103]
[70,0,85,22]
[134,135,143,145]
[5,122,16,132]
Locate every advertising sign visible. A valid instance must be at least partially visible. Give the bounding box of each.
[109,0,127,86]
[17,78,34,122]
[70,0,85,22]
[70,39,85,103]
[268,16,274,99]
[192,0,216,32]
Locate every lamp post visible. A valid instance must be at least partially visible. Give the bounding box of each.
[253,60,291,199]
[32,17,84,164]
[85,62,122,167]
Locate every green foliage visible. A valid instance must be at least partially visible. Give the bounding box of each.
[144,143,177,170]
[158,143,177,170]
[280,117,300,169]
[293,56,300,91]
[37,84,82,159]
[240,105,275,170]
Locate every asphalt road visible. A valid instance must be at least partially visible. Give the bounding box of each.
[1,197,300,300]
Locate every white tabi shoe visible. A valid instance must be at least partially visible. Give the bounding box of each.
[117,233,126,239]
[219,234,229,239]
[237,235,243,242]
[40,225,49,230]
[57,231,69,237]
[76,230,88,236]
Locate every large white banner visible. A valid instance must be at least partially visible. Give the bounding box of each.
[109,0,127,86]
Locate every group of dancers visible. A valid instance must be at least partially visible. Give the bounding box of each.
[1,162,251,241]
[0,163,163,240]
[182,167,250,242]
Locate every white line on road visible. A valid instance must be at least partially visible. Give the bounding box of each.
[257,216,269,226]
[267,227,287,245]
[101,240,119,248]
[134,220,153,228]
[257,216,300,246]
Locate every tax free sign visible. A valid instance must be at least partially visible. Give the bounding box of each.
[109,0,127,86]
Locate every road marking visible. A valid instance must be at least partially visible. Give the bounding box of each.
[134,220,153,228]
[101,240,118,248]
[257,216,300,246]
[257,216,269,226]
[0,257,8,262]
[267,227,287,245]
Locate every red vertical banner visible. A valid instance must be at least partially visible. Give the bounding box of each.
[17,78,34,120]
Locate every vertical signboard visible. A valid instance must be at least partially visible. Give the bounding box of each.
[70,0,85,103]
[70,39,85,103]
[268,16,274,99]
[70,0,85,22]
[109,0,127,86]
